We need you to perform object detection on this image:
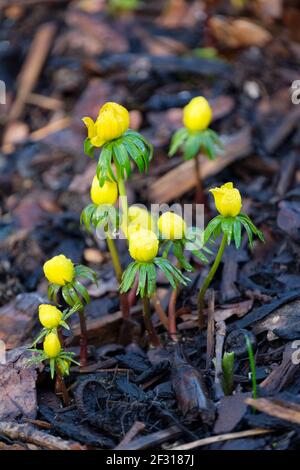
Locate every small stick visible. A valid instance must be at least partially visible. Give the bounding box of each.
[0,422,85,450]
[115,421,145,450]
[8,22,57,122]
[206,289,215,370]
[151,293,169,329]
[171,428,272,451]
[214,320,226,399]
[78,310,88,367]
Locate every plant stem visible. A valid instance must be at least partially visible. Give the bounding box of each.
[198,234,226,328]
[245,333,257,411]
[142,296,161,347]
[151,293,169,330]
[106,230,129,319]
[78,309,88,367]
[117,175,128,230]
[106,233,123,283]
[55,366,69,406]
[168,288,179,342]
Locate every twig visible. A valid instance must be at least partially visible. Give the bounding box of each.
[151,293,169,329]
[0,422,85,450]
[171,428,273,450]
[115,421,145,450]
[214,320,226,399]
[8,22,57,122]
[206,289,215,370]
[245,397,300,425]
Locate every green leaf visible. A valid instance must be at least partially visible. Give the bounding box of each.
[222,351,235,396]
[204,216,222,244]
[221,218,234,245]
[183,133,202,160]
[62,285,75,307]
[173,242,193,271]
[202,131,217,160]
[113,141,131,179]
[75,265,97,284]
[137,263,147,297]
[73,280,90,305]
[84,138,94,158]
[97,144,115,185]
[50,358,56,379]
[47,284,60,303]
[240,219,254,249]
[120,262,139,293]
[146,263,157,297]
[31,328,48,347]
[168,128,188,157]
[233,219,242,249]
[123,140,145,173]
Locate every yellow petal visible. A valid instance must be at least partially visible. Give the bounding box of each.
[82,117,96,140]
[221,182,233,190]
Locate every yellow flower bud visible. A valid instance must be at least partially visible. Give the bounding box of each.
[122,206,156,239]
[43,254,74,286]
[43,332,61,358]
[39,304,62,329]
[90,175,118,205]
[82,102,130,147]
[158,212,187,240]
[129,229,159,262]
[209,182,242,217]
[183,96,212,132]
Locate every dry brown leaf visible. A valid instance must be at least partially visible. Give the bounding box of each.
[209,16,272,48]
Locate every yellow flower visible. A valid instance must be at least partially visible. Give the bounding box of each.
[39,304,62,329]
[82,102,130,147]
[90,175,118,205]
[209,182,242,217]
[158,212,187,240]
[183,96,212,132]
[129,229,159,262]
[43,254,74,286]
[43,332,61,358]
[122,206,156,239]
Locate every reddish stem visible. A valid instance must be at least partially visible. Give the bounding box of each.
[168,288,179,342]
[79,309,88,367]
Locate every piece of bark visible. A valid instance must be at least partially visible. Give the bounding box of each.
[0,347,37,421]
[119,425,181,450]
[214,299,253,323]
[8,22,56,122]
[264,105,300,153]
[0,293,44,349]
[260,343,300,394]
[148,127,252,203]
[214,393,251,434]
[209,16,272,48]
[252,299,300,340]
[277,201,300,240]
[89,53,231,78]
[244,397,300,425]
[0,422,85,450]
[277,153,298,196]
[171,344,215,425]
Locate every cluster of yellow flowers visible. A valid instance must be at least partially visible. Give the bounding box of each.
[30,95,264,390]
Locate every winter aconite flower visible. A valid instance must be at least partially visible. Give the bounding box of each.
[43,332,61,358]
[43,255,74,286]
[183,96,212,132]
[90,175,118,205]
[129,229,159,262]
[209,182,242,217]
[83,102,130,147]
[158,212,187,240]
[122,205,156,239]
[39,304,63,329]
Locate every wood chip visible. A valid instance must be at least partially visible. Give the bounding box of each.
[148,127,252,203]
[244,397,300,425]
